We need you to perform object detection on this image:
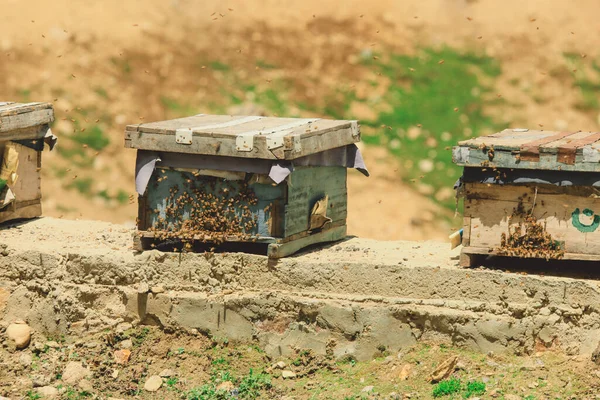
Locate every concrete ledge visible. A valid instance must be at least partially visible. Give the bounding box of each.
[1,218,600,360]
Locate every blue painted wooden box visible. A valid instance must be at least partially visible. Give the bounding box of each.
[125,114,368,257]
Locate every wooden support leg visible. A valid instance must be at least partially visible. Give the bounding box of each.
[267,225,347,259]
[459,251,486,268]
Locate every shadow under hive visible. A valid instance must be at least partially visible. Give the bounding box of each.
[453,128,600,267]
[125,114,369,258]
[0,102,56,225]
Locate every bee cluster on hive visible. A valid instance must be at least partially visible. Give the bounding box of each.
[146,172,265,251]
[496,194,564,260]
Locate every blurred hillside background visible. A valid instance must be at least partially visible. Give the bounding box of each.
[1,0,600,241]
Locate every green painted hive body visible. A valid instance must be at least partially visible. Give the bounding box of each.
[142,166,347,240]
[126,114,365,257]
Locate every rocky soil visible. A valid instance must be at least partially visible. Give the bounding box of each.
[2,324,600,399]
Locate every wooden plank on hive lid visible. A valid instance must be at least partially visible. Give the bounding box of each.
[0,102,54,134]
[519,131,575,162]
[550,131,600,165]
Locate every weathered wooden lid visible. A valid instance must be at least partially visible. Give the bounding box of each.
[125,114,360,160]
[0,102,54,139]
[453,128,600,172]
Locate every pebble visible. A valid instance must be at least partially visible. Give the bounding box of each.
[151,286,165,294]
[144,375,163,392]
[111,369,120,379]
[32,374,51,387]
[281,370,297,379]
[37,386,59,398]
[119,339,133,350]
[46,341,61,349]
[115,322,133,333]
[137,282,150,294]
[159,369,175,378]
[62,361,91,384]
[361,385,374,393]
[273,361,286,369]
[114,349,131,365]
[78,379,94,392]
[19,353,33,367]
[6,321,32,349]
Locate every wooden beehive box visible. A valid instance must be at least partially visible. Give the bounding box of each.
[0,102,55,224]
[125,114,368,257]
[453,128,600,266]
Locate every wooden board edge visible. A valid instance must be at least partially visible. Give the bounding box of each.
[267,225,347,259]
[462,246,600,262]
[0,202,42,224]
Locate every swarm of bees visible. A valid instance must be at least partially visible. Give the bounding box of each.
[147,172,261,251]
[495,197,564,261]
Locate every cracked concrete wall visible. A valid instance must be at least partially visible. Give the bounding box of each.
[1,218,600,360]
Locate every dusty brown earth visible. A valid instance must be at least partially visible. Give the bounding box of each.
[2,0,600,241]
[3,218,600,398]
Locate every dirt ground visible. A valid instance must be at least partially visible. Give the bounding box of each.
[2,325,600,399]
[2,0,600,241]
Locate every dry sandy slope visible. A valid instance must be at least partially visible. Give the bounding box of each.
[1,0,600,241]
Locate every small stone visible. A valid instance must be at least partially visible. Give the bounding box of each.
[6,321,32,350]
[37,386,59,398]
[159,369,175,378]
[281,370,297,379]
[144,375,163,392]
[119,339,133,349]
[45,341,61,349]
[216,381,235,392]
[114,349,131,365]
[151,286,165,294]
[115,322,133,333]
[137,282,150,294]
[383,355,394,364]
[399,364,412,381]
[32,374,51,387]
[274,361,286,369]
[62,361,91,385]
[430,356,458,383]
[19,353,33,367]
[361,385,374,393]
[111,369,119,379]
[482,376,490,383]
[78,379,94,392]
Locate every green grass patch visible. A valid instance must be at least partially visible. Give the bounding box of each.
[160,97,199,118]
[433,378,462,397]
[564,52,600,111]
[354,47,505,210]
[71,125,109,151]
[209,61,230,72]
[463,380,486,398]
[185,369,271,400]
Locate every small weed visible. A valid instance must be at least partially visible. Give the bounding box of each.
[165,377,179,390]
[238,369,272,399]
[463,380,486,398]
[433,378,462,397]
[524,396,536,400]
[132,327,150,347]
[185,385,230,400]
[25,391,41,400]
[212,357,230,367]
